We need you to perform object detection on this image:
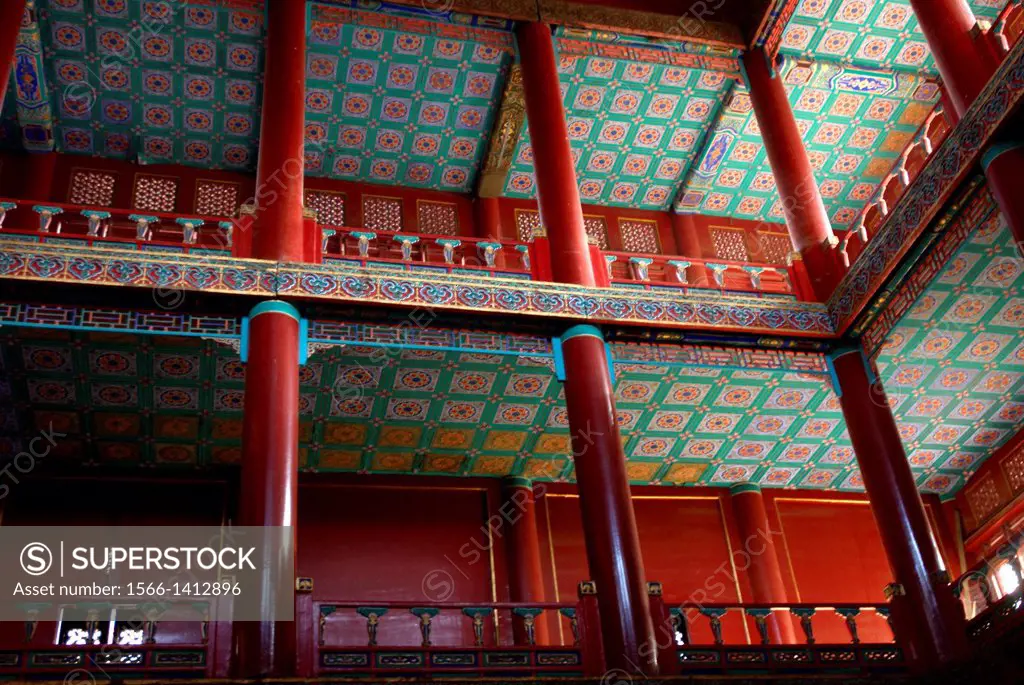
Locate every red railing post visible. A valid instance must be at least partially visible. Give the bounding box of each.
[646,582,678,675]
[295,581,315,677]
[576,581,605,676]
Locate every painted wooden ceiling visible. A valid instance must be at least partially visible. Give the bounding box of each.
[3,0,1010,221]
[5,247,1020,497]
[873,214,1024,497]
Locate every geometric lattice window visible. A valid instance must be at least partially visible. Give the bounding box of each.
[619,219,660,254]
[305,189,346,227]
[583,215,609,249]
[194,180,240,217]
[1004,446,1024,493]
[755,231,793,266]
[965,475,1001,523]
[417,200,458,236]
[132,174,178,213]
[362,195,403,232]
[710,227,750,262]
[515,209,543,242]
[68,169,117,206]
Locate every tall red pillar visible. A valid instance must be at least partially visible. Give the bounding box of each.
[502,477,550,646]
[832,349,967,671]
[237,301,300,677]
[729,484,797,644]
[669,212,707,285]
[984,143,1024,251]
[251,0,307,262]
[742,48,838,300]
[517,21,657,674]
[908,0,995,119]
[516,22,596,288]
[18,152,58,202]
[235,1,306,675]
[0,0,26,114]
[909,0,1024,256]
[474,196,502,239]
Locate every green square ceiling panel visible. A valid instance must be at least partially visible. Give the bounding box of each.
[301,3,514,193]
[504,30,735,211]
[37,0,266,169]
[778,0,1010,75]
[676,56,939,228]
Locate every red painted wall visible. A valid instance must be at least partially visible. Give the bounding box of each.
[298,481,503,648]
[763,493,893,643]
[0,475,918,650]
[538,488,753,645]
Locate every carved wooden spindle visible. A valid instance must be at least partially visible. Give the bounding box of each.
[669,608,689,645]
[410,608,440,647]
[24,608,39,643]
[318,606,336,647]
[836,608,861,644]
[700,608,727,646]
[462,608,489,646]
[559,608,579,645]
[144,607,160,644]
[792,608,816,644]
[513,608,544,646]
[356,607,388,647]
[876,607,895,641]
[746,608,772,645]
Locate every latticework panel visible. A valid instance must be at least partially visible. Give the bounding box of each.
[515,210,543,242]
[195,180,240,217]
[620,220,660,254]
[68,169,117,206]
[710,227,750,262]
[133,175,178,214]
[1004,447,1024,493]
[417,201,459,236]
[583,216,609,249]
[363,196,403,232]
[305,190,346,227]
[756,231,793,265]
[965,476,1001,522]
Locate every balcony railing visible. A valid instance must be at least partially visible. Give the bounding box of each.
[992,0,1024,55]
[309,600,582,678]
[0,600,215,678]
[12,576,1024,679]
[838,104,952,268]
[0,198,807,301]
[322,227,532,280]
[0,199,232,253]
[603,249,799,299]
[656,599,901,675]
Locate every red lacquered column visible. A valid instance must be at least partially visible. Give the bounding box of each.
[236,300,301,677]
[516,22,596,287]
[474,196,502,238]
[251,0,307,262]
[832,349,967,671]
[908,0,995,118]
[909,0,1024,257]
[0,1,26,113]
[518,19,656,674]
[561,326,657,674]
[742,48,837,300]
[984,143,1024,253]
[669,212,707,285]
[19,152,58,202]
[729,483,796,644]
[502,477,550,646]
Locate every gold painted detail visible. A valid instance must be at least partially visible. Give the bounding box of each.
[479,64,524,198]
